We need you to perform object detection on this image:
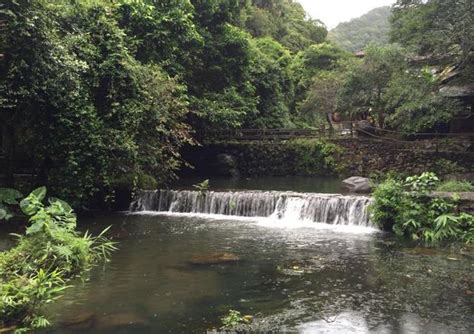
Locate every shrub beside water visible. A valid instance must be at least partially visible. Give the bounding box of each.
[0,187,116,332]
[370,172,474,243]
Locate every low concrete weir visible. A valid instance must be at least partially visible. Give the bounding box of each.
[130,190,373,227]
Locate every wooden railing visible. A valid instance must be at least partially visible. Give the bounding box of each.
[206,122,474,142]
[208,124,355,141]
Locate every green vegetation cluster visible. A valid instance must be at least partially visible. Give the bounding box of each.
[0,0,330,206]
[329,6,391,52]
[0,187,115,331]
[221,309,252,329]
[305,0,472,130]
[0,0,471,207]
[371,173,474,243]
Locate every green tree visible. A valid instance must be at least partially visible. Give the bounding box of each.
[0,0,192,206]
[338,44,405,128]
[291,43,350,120]
[299,70,345,128]
[245,37,293,128]
[117,0,203,75]
[391,0,473,79]
[187,23,257,132]
[384,67,461,132]
[243,0,327,52]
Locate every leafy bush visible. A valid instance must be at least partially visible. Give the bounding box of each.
[0,187,116,331]
[436,180,474,192]
[369,179,405,231]
[370,173,474,243]
[0,188,23,221]
[193,180,210,195]
[0,270,66,331]
[221,309,252,329]
[404,172,440,193]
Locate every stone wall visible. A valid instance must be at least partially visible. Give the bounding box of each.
[332,138,474,177]
[180,138,474,178]
[180,139,342,177]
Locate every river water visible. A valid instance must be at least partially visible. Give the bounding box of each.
[1,177,472,333]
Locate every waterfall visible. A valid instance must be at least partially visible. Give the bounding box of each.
[130,190,373,227]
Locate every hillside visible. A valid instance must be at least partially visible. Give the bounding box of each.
[329,6,391,52]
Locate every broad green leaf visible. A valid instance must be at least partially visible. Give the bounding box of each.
[20,198,38,216]
[26,221,44,235]
[31,186,47,201]
[49,198,73,213]
[0,188,23,205]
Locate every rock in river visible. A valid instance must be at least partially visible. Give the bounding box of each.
[189,253,241,265]
[342,176,372,193]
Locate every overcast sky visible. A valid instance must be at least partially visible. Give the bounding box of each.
[296,0,396,29]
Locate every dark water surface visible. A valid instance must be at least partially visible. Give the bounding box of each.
[172,176,343,194]
[19,212,470,334]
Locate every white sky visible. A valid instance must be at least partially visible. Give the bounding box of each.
[296,0,396,29]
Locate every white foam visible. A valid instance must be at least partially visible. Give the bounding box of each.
[127,211,379,234]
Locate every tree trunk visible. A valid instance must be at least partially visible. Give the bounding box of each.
[375,90,384,129]
[326,113,334,131]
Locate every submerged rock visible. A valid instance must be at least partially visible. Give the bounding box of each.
[342,176,372,193]
[189,253,241,265]
[402,247,450,257]
[96,313,148,330]
[59,311,96,330]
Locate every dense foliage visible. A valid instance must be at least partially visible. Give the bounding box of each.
[1,0,194,206]
[329,6,391,52]
[0,0,470,206]
[371,173,474,244]
[0,187,115,331]
[0,0,333,205]
[391,0,473,83]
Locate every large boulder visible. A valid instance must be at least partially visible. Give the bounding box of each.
[342,176,372,193]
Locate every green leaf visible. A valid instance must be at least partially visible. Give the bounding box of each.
[0,188,23,205]
[20,198,37,216]
[31,187,47,201]
[26,221,45,235]
[49,198,73,213]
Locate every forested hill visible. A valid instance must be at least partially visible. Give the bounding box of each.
[329,6,391,52]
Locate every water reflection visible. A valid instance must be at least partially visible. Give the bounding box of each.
[298,311,454,334]
[172,176,343,194]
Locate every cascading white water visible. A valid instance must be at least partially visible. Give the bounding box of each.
[130,190,374,227]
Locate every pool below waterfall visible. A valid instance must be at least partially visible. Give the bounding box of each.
[1,177,472,333]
